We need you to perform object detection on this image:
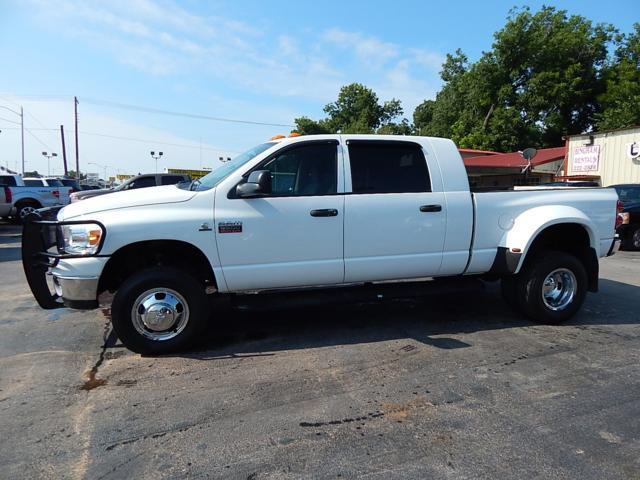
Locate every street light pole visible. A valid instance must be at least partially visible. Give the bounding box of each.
[150,151,163,173]
[42,151,58,176]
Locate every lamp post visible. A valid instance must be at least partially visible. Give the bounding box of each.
[0,105,24,175]
[41,151,58,176]
[150,151,163,173]
[88,162,111,183]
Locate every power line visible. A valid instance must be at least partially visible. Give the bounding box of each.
[0,126,239,153]
[81,97,295,128]
[0,93,295,128]
[0,115,21,125]
[79,130,240,153]
[24,128,53,151]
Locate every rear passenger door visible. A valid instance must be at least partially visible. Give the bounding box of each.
[343,139,446,282]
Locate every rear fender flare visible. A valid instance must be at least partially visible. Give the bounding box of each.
[499,205,597,274]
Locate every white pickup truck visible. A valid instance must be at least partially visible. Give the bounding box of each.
[0,174,71,222]
[22,135,620,354]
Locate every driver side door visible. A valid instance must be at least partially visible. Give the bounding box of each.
[215,140,345,291]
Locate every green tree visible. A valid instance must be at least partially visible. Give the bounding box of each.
[414,7,616,151]
[596,23,640,130]
[294,83,407,135]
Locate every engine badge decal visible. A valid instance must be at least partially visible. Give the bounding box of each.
[218,221,242,234]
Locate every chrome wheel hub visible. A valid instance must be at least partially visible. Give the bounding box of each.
[542,268,577,311]
[131,288,189,341]
[19,206,37,219]
[633,229,640,248]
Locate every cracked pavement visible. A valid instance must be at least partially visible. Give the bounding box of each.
[1,221,639,479]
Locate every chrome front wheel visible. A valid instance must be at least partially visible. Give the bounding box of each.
[131,288,190,341]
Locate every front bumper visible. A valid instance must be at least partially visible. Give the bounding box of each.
[22,207,104,310]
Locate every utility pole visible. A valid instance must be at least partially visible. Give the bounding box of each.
[74,97,79,178]
[60,125,68,176]
[20,106,24,175]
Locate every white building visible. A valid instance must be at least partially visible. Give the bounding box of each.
[563,126,640,186]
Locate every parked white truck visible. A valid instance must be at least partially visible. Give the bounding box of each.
[0,174,71,222]
[22,135,620,354]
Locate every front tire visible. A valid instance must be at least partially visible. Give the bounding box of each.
[111,267,207,354]
[515,251,587,324]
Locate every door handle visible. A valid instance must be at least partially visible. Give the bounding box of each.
[420,204,442,212]
[310,209,338,217]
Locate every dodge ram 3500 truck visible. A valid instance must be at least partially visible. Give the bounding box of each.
[22,135,620,354]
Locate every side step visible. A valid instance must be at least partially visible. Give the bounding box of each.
[228,277,485,311]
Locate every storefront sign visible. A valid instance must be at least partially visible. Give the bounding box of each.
[626,141,640,160]
[572,145,600,172]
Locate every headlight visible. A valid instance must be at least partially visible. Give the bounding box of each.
[60,223,104,255]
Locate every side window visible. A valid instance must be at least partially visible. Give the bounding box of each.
[0,176,17,186]
[348,141,431,194]
[260,143,337,196]
[127,176,156,189]
[161,175,186,185]
[24,179,44,186]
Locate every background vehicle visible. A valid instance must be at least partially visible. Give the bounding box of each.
[612,184,640,250]
[70,173,191,202]
[57,178,81,194]
[23,135,619,355]
[0,174,70,222]
[617,202,640,250]
[0,186,11,218]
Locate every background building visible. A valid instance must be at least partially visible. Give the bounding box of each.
[562,126,640,186]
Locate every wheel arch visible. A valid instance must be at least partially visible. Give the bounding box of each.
[98,239,218,295]
[15,198,43,208]
[499,206,599,292]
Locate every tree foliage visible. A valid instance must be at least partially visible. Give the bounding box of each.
[293,9,639,151]
[294,83,406,135]
[596,23,640,131]
[415,6,617,151]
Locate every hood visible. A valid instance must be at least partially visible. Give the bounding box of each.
[59,185,197,220]
[72,188,113,200]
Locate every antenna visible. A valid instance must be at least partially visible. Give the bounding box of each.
[520,147,537,174]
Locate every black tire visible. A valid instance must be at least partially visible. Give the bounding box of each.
[500,276,520,311]
[515,251,587,324]
[111,267,208,355]
[621,225,640,251]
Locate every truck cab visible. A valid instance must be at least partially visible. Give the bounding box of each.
[22,135,619,354]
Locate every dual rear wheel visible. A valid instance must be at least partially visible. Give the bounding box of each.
[501,251,587,324]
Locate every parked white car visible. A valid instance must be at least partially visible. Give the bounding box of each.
[22,135,620,354]
[0,174,70,222]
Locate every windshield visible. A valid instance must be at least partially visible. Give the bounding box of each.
[189,142,275,191]
[45,178,63,187]
[615,186,640,204]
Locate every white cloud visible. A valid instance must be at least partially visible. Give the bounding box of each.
[323,28,399,67]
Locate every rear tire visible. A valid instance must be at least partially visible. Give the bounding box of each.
[515,251,587,324]
[111,267,208,355]
[621,225,640,251]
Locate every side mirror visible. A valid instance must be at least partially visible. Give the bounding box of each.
[236,170,272,198]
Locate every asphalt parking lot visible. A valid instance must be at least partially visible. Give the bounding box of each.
[1,221,639,479]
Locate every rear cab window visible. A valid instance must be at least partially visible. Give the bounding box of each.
[161,175,188,186]
[24,179,44,187]
[347,140,431,194]
[0,175,18,186]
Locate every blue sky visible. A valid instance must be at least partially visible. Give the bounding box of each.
[0,0,637,177]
